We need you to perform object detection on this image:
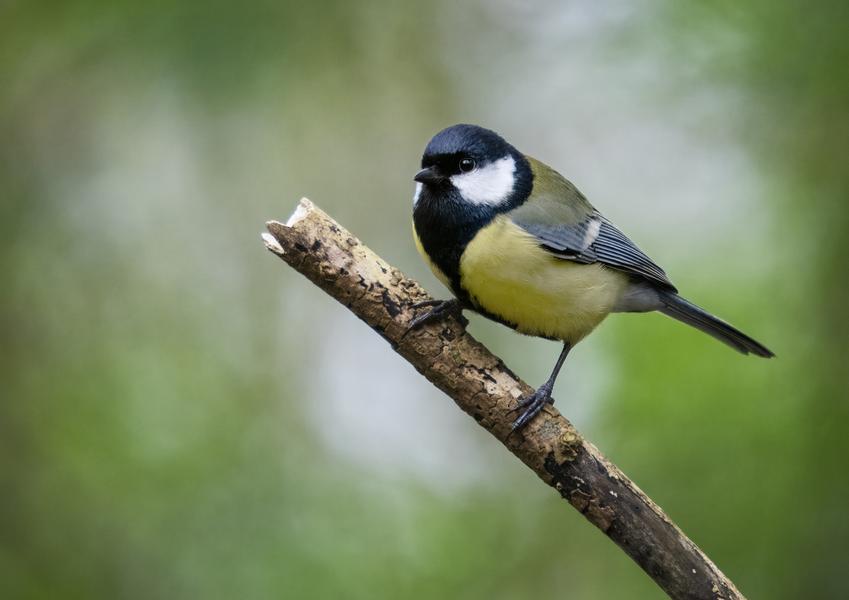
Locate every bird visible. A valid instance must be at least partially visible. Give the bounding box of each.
[409,124,774,432]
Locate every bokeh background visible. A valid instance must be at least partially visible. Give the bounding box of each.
[3,1,848,598]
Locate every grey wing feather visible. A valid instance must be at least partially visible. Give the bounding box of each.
[513,210,677,292]
[591,217,677,291]
[518,218,597,263]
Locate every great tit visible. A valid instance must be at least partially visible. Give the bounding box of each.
[410,124,773,431]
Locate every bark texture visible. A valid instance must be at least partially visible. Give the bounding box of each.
[262,198,744,600]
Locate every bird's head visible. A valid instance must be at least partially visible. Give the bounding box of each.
[413,124,532,211]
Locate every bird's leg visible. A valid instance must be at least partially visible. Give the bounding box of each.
[511,343,572,432]
[407,298,468,330]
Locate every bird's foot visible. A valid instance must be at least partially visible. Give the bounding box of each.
[407,298,468,331]
[510,384,555,432]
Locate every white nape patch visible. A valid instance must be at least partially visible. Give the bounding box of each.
[413,182,423,206]
[451,155,516,206]
[582,218,602,248]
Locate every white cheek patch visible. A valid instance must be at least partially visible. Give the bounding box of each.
[450,156,516,206]
[413,182,423,206]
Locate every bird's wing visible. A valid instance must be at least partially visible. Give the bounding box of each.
[509,157,677,292]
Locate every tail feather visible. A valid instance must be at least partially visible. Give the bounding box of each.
[657,291,774,358]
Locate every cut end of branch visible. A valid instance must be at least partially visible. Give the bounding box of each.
[285,198,314,227]
[261,231,285,255]
[263,198,321,255]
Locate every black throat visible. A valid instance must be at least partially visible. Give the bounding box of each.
[412,153,532,299]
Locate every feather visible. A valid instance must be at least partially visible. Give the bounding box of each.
[510,157,677,292]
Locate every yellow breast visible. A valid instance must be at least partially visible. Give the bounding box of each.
[459,215,628,343]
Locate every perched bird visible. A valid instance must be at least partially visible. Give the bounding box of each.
[410,124,773,431]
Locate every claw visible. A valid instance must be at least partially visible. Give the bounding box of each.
[510,385,554,432]
[407,298,468,331]
[410,299,445,310]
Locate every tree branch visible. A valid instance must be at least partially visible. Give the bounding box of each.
[261,198,744,600]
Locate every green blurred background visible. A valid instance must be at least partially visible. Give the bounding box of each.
[3,1,848,598]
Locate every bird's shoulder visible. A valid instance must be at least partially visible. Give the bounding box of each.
[509,155,676,291]
[507,155,598,261]
[519,156,595,221]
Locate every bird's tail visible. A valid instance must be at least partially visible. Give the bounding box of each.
[657,290,774,358]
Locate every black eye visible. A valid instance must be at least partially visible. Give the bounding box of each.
[459,158,476,173]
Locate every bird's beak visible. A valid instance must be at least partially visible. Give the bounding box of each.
[414,166,442,185]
